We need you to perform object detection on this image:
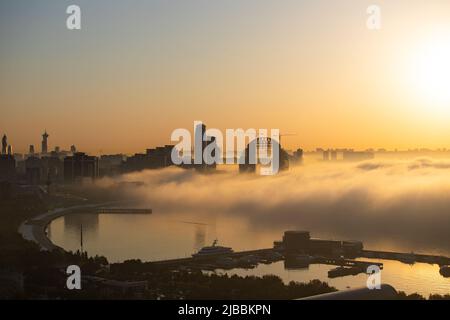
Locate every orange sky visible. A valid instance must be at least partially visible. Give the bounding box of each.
[1,0,450,154]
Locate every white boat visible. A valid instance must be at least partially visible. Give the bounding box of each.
[192,240,234,258]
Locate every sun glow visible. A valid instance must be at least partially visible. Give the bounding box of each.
[409,33,450,110]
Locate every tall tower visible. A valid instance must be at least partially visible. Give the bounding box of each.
[2,134,7,154]
[42,131,49,154]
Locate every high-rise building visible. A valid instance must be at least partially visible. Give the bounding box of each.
[64,152,99,182]
[41,155,64,183]
[193,123,217,172]
[122,146,174,173]
[2,134,7,154]
[194,122,207,165]
[29,145,35,155]
[41,131,49,154]
[25,156,42,185]
[0,154,16,182]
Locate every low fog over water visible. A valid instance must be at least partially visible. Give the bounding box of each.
[96,157,450,256]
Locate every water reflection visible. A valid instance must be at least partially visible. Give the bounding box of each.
[48,211,450,296]
[217,259,450,297]
[193,224,206,252]
[64,213,99,236]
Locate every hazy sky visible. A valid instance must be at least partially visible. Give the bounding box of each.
[1,0,450,154]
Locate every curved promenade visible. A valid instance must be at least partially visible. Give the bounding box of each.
[18,202,120,252]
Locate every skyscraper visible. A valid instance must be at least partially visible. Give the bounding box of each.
[41,131,49,154]
[64,152,99,182]
[2,134,7,154]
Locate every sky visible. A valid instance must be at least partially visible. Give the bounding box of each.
[1,0,450,154]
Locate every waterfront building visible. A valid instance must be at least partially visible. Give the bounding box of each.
[64,152,99,182]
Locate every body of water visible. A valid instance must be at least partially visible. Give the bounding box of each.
[47,211,450,297]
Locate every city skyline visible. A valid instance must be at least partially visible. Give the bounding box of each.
[4,128,450,156]
[1,1,450,302]
[2,0,450,153]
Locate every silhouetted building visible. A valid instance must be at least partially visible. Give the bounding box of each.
[29,145,35,156]
[291,148,304,165]
[196,136,218,172]
[25,156,42,185]
[0,181,13,200]
[41,131,49,154]
[239,137,289,173]
[122,146,174,173]
[192,123,214,172]
[0,155,16,182]
[343,151,374,162]
[278,231,364,257]
[64,152,99,182]
[323,150,330,161]
[239,140,257,173]
[283,231,310,253]
[99,154,126,176]
[146,146,174,167]
[41,155,64,183]
[1,135,7,154]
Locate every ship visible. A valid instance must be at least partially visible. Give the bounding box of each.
[192,240,234,258]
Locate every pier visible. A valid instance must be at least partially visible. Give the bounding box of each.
[315,256,383,269]
[362,250,450,266]
[96,208,152,214]
[151,248,278,268]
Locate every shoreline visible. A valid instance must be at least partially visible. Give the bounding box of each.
[18,201,122,252]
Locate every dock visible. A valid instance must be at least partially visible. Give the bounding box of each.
[151,248,278,268]
[96,208,152,214]
[362,250,450,266]
[315,256,383,269]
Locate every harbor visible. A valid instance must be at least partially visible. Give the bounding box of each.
[33,208,450,296]
[148,231,449,280]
